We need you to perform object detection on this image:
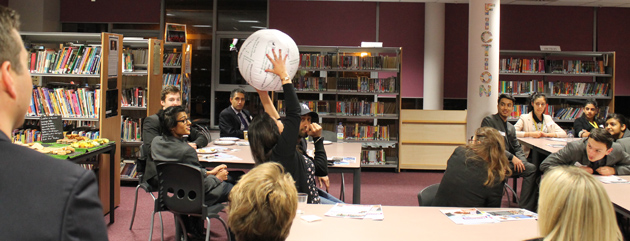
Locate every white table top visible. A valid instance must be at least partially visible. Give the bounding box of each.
[287,205,539,241]
[602,176,630,214]
[517,137,583,154]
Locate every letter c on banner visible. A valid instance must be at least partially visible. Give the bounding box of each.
[481,31,493,43]
[479,85,491,97]
[480,71,492,83]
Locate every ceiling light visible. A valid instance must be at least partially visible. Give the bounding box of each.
[238,20,260,23]
[250,26,266,29]
[192,25,211,28]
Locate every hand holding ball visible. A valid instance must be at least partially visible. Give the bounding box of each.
[238,29,299,91]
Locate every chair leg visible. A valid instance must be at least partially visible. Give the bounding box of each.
[148,192,164,241]
[148,211,156,241]
[208,216,231,241]
[340,173,345,202]
[512,177,518,204]
[129,184,142,230]
[504,183,520,207]
[174,214,188,241]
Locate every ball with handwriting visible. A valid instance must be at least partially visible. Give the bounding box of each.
[238,29,300,91]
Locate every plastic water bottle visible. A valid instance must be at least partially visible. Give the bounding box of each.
[337,122,344,143]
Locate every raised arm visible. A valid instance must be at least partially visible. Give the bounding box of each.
[256,89,280,120]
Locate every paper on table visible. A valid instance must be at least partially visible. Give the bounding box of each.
[548,138,569,142]
[440,208,498,225]
[547,144,566,148]
[198,153,242,162]
[324,203,384,220]
[483,209,538,221]
[594,175,630,184]
[327,156,357,165]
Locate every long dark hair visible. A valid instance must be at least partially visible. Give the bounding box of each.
[158,105,186,137]
[248,112,279,165]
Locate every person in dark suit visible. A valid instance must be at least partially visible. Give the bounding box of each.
[0,6,107,240]
[434,127,512,207]
[142,85,208,186]
[573,99,604,138]
[219,88,251,139]
[481,93,538,212]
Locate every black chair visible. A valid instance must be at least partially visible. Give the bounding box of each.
[417,183,440,206]
[155,162,230,241]
[503,178,520,207]
[128,145,163,241]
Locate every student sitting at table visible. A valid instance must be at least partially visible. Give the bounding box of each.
[532,166,622,241]
[433,127,512,207]
[574,99,604,138]
[228,162,297,241]
[514,92,567,138]
[540,128,630,176]
[248,49,333,204]
[605,113,630,141]
[151,105,233,238]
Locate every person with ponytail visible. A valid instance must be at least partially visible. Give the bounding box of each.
[434,127,513,207]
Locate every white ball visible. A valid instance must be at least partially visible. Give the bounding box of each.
[238,29,300,91]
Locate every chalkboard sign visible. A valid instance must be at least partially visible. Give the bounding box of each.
[40,115,64,142]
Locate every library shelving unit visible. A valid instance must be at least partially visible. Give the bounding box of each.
[498,50,615,132]
[163,42,192,113]
[276,45,402,170]
[119,38,164,182]
[20,32,123,214]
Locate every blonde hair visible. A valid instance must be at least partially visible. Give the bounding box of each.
[538,166,622,241]
[228,162,297,241]
[467,127,512,186]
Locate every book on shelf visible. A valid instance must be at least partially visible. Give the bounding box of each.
[122,50,134,72]
[500,80,544,95]
[500,57,545,73]
[163,73,181,86]
[336,100,387,116]
[121,87,146,107]
[335,76,397,93]
[549,81,609,97]
[163,52,182,67]
[28,87,100,119]
[121,116,142,142]
[11,128,41,144]
[292,76,327,91]
[120,161,138,178]
[361,149,385,165]
[28,46,102,75]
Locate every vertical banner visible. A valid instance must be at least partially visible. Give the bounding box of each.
[467,0,500,139]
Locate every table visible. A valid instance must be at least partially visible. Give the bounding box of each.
[200,142,363,204]
[602,176,630,217]
[287,205,539,241]
[68,143,116,224]
[517,137,581,168]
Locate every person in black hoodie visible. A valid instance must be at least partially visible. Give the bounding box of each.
[248,49,329,204]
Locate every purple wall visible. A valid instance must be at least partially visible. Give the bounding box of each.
[599,7,630,96]
[379,3,424,98]
[0,0,8,7]
[60,0,160,23]
[444,4,469,99]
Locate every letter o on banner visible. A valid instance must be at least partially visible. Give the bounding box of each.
[480,71,492,83]
[480,31,493,43]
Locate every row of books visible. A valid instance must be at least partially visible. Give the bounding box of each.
[121,87,146,107]
[361,149,386,165]
[277,100,396,116]
[500,58,606,74]
[164,53,182,67]
[500,58,545,73]
[80,164,95,170]
[27,87,101,119]
[12,128,100,144]
[549,60,606,74]
[500,80,545,95]
[293,76,327,91]
[121,117,142,142]
[163,73,181,86]
[120,161,139,179]
[299,53,398,70]
[337,77,398,93]
[327,123,390,141]
[122,51,134,72]
[549,81,609,96]
[182,74,191,111]
[28,46,102,75]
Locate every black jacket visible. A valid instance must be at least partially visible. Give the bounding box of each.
[269,84,328,203]
[0,131,108,240]
[481,113,527,162]
[434,146,505,207]
[219,107,251,139]
[573,115,603,137]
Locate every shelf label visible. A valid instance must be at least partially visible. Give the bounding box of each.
[540,45,561,51]
[40,115,64,142]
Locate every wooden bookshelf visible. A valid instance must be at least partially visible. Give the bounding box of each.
[163,42,192,113]
[20,32,123,214]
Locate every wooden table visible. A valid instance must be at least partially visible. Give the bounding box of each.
[517,137,582,169]
[287,205,539,241]
[199,141,363,204]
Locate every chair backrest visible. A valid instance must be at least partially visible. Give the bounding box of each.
[136,144,148,174]
[321,130,337,143]
[193,123,213,142]
[156,162,206,215]
[417,183,440,206]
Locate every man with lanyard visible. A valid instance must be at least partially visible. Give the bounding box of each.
[481,93,538,212]
[219,88,251,139]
